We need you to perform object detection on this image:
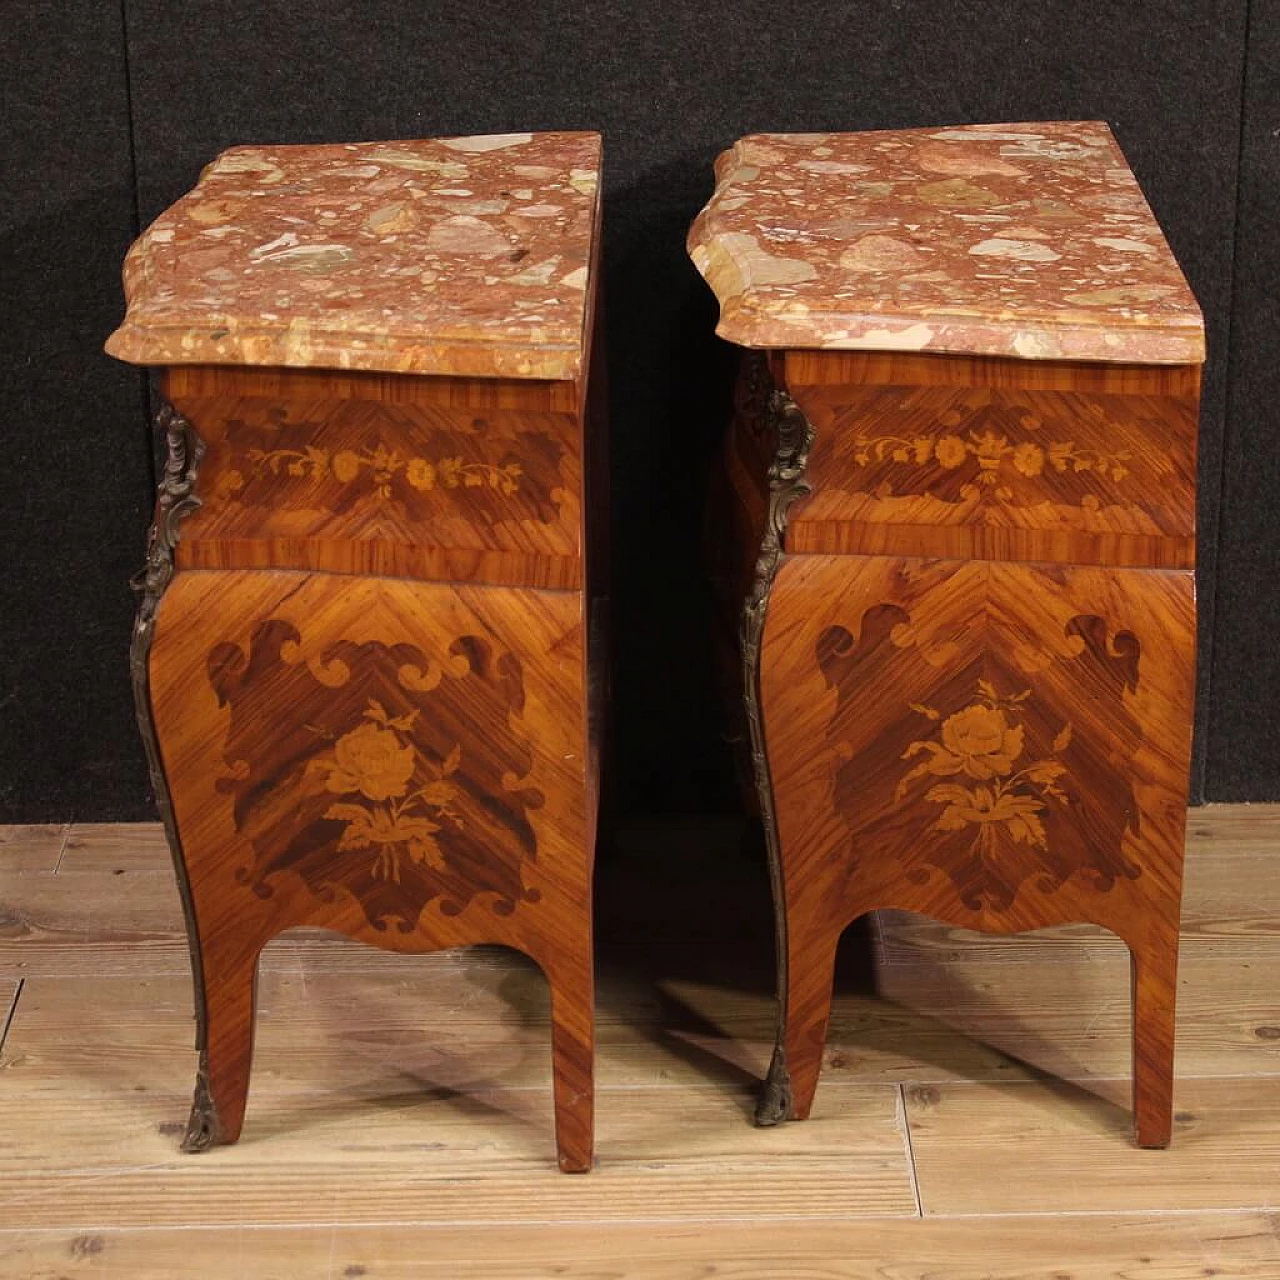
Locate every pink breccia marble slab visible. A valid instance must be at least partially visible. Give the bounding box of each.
[106,132,601,381]
[687,122,1204,365]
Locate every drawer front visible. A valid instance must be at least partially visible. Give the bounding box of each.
[149,569,588,952]
[168,382,583,589]
[760,553,1195,939]
[783,363,1197,569]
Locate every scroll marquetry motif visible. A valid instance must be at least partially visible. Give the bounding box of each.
[819,605,1148,913]
[197,401,574,536]
[824,392,1151,507]
[208,620,546,932]
[758,554,1195,1146]
[149,569,595,1164]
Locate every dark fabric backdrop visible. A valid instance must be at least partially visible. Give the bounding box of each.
[1,1,1273,822]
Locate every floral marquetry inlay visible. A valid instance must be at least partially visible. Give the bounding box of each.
[826,394,1141,515]
[304,700,464,884]
[196,407,569,535]
[817,599,1147,912]
[896,681,1072,859]
[847,412,1132,506]
[209,618,545,932]
[238,442,523,500]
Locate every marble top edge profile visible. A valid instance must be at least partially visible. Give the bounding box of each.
[106,131,603,383]
[688,122,1205,365]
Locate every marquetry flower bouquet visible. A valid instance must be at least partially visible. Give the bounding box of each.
[896,680,1072,855]
[849,428,1130,486]
[304,700,463,882]
[237,443,523,500]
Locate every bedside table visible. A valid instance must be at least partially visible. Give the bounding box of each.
[107,132,605,1172]
[690,122,1202,1147]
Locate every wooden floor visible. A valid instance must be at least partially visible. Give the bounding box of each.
[1,808,1279,1277]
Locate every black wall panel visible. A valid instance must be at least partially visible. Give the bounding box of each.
[123,0,1246,816]
[1207,0,1280,799]
[1,1,1264,818]
[0,2,152,820]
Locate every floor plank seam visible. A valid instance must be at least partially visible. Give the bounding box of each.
[0,979,23,1053]
[3,811,1280,1247]
[896,1083,924,1218]
[871,1071,1280,1086]
[4,1073,1279,1107]
[0,1213,935,1231]
[49,824,73,874]
[0,1082,921,1102]
[4,1207,1271,1232]
[886,1206,1280,1221]
[1,1209,1271,1236]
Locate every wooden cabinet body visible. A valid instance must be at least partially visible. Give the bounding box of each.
[692,124,1204,1147]
[109,134,604,1171]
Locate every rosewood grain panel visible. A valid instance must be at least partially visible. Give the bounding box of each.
[760,552,1195,1145]
[177,539,580,591]
[785,380,1197,568]
[705,355,782,815]
[165,364,581,413]
[712,354,776,601]
[164,375,582,587]
[787,520,1192,569]
[783,349,1202,397]
[148,568,594,1170]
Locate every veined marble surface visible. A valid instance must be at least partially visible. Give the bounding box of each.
[106,132,601,381]
[688,123,1204,364]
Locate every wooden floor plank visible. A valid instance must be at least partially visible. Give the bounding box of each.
[0,963,766,1099]
[0,825,67,873]
[2,808,1280,1261]
[905,1076,1280,1214]
[2,1214,1279,1279]
[871,951,1280,1083]
[5,948,1280,1104]
[56,823,171,875]
[0,1083,915,1228]
[1187,804,1280,855]
[0,872,188,977]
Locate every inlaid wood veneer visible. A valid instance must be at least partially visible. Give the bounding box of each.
[108,132,606,1171]
[691,121,1203,1148]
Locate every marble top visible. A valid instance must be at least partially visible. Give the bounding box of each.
[688,123,1204,364]
[106,132,602,381]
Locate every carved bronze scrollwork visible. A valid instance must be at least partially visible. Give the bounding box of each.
[132,404,206,625]
[740,378,816,1126]
[128,401,217,1152]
